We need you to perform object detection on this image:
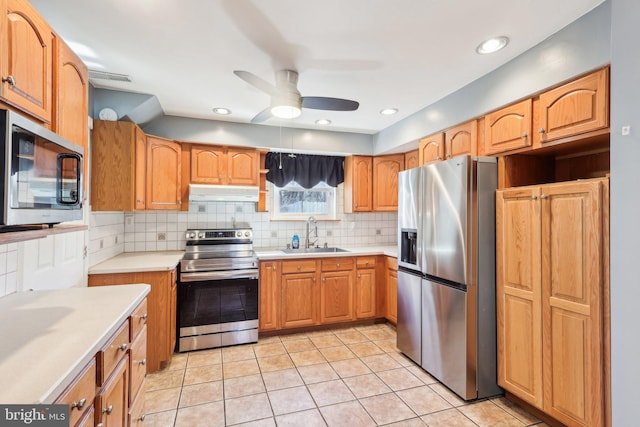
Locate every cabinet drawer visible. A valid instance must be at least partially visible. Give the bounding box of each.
[356,256,377,269]
[129,325,147,405]
[55,358,96,427]
[76,405,95,427]
[386,256,398,271]
[282,259,317,274]
[129,381,146,427]
[130,299,148,341]
[321,258,354,272]
[97,320,130,386]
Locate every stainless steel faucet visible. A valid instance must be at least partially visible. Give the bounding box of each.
[305,216,318,248]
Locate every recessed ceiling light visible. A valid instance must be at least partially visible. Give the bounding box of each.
[212,107,231,115]
[315,119,331,125]
[476,36,509,54]
[380,108,398,115]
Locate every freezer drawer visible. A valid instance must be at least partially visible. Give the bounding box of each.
[397,269,422,364]
[421,278,474,399]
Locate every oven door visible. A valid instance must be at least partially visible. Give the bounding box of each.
[178,270,259,351]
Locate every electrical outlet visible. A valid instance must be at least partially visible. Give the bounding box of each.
[271,231,278,238]
[198,205,206,213]
[376,229,382,235]
[125,214,134,226]
[99,239,104,249]
[622,125,631,136]
[115,236,119,244]
[235,205,243,213]
[157,232,166,241]
[326,230,333,237]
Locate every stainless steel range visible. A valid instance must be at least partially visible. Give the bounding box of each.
[178,224,259,352]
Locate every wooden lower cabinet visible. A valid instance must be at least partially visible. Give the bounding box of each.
[386,257,398,324]
[259,261,281,331]
[355,257,377,319]
[320,270,354,323]
[89,269,177,373]
[55,359,97,426]
[281,271,319,328]
[96,355,129,427]
[496,178,608,427]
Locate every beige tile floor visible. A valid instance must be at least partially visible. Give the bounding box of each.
[145,323,549,427]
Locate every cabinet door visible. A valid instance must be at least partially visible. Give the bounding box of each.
[386,268,398,324]
[129,326,147,405]
[191,145,225,184]
[1,0,53,122]
[445,120,477,159]
[404,150,419,170]
[373,154,404,211]
[281,272,318,328]
[227,148,259,185]
[55,39,88,198]
[484,99,532,155]
[540,181,604,426]
[146,136,181,210]
[259,261,280,331]
[496,187,543,408]
[320,270,354,323]
[418,133,444,165]
[347,156,373,212]
[96,356,129,427]
[169,269,177,354]
[537,68,608,144]
[134,126,146,210]
[356,268,376,319]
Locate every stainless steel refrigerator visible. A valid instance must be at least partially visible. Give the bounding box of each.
[397,155,502,400]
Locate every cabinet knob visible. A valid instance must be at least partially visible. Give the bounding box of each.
[312,277,316,282]
[272,266,276,271]
[322,277,326,282]
[446,154,451,158]
[540,194,548,199]
[355,204,358,208]
[336,263,340,268]
[139,358,147,365]
[297,265,301,270]
[71,398,86,410]
[140,313,148,320]
[436,156,442,160]
[365,261,369,265]
[521,132,528,138]
[138,414,146,422]
[538,127,546,134]
[103,405,114,415]
[358,274,361,278]
[2,75,16,86]
[531,195,537,200]
[117,343,128,351]
[136,199,143,203]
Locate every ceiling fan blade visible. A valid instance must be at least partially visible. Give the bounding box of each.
[234,70,279,96]
[250,107,272,123]
[301,96,359,111]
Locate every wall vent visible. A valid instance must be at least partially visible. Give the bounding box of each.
[88,70,132,82]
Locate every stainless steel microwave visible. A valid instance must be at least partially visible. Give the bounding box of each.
[0,109,83,227]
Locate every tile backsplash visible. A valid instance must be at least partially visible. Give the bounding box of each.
[0,243,18,298]
[89,184,398,266]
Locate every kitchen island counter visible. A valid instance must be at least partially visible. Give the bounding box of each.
[0,284,150,404]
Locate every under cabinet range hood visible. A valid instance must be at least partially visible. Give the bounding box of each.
[188,184,259,202]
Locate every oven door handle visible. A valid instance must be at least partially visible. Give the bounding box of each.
[180,270,259,282]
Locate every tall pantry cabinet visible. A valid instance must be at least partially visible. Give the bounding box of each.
[496,177,608,427]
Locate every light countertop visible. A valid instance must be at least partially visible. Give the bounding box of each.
[89,251,184,274]
[255,245,397,260]
[0,285,150,404]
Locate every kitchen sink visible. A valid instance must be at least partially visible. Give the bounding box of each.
[281,247,349,254]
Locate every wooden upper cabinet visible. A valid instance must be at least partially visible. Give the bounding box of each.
[0,0,53,123]
[484,99,533,155]
[445,120,477,159]
[419,133,445,165]
[146,135,181,210]
[344,155,373,212]
[91,120,143,211]
[191,145,258,185]
[536,68,609,144]
[373,154,404,211]
[404,149,419,170]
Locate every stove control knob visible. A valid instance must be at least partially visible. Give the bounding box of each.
[236,231,242,238]
[198,232,205,239]
[187,232,196,239]
[244,231,251,237]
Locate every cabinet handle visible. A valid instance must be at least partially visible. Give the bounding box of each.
[103,405,114,415]
[312,277,316,282]
[97,424,104,427]
[2,75,16,86]
[322,277,326,282]
[138,414,146,422]
[358,274,361,278]
[136,199,143,203]
[139,358,147,365]
[336,263,340,268]
[436,156,442,160]
[71,398,86,410]
[531,195,537,200]
[297,265,301,270]
[521,132,528,138]
[272,266,276,271]
[365,261,369,265]
[446,154,451,158]
[117,343,128,351]
[355,203,358,208]
[538,127,546,134]
[140,313,148,320]
[540,194,548,199]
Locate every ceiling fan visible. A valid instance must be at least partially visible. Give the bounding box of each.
[233,69,359,123]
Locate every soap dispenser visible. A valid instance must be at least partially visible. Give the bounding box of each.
[292,234,300,249]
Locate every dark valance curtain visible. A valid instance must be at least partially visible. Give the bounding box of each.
[265,152,344,189]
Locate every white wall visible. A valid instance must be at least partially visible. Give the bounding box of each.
[88,212,125,267]
[0,243,18,298]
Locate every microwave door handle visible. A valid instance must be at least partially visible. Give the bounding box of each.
[56,153,82,205]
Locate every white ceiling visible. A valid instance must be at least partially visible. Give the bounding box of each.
[31,0,603,134]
